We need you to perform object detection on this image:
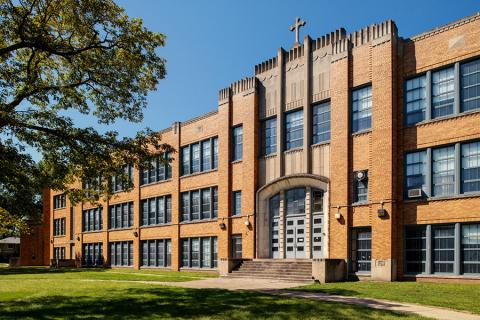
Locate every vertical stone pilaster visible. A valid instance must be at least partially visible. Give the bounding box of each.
[277,48,286,176]
[171,121,181,271]
[303,36,313,173]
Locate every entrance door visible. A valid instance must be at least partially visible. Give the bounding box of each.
[285,216,306,259]
[311,190,324,258]
[271,216,280,258]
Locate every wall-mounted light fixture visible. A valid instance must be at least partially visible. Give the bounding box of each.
[219,218,226,230]
[377,201,387,217]
[335,206,342,220]
[244,214,251,227]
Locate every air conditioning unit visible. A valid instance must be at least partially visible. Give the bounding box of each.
[407,188,423,198]
[355,170,368,182]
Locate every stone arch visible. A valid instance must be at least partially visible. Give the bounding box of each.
[255,174,330,259]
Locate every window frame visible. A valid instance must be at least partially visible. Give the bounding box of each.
[312,100,331,144]
[284,109,304,151]
[351,85,372,133]
[232,125,243,161]
[261,117,277,156]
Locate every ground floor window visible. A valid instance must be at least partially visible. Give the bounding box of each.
[141,239,171,268]
[83,243,103,266]
[180,237,217,269]
[350,227,371,273]
[404,222,480,275]
[231,235,242,259]
[53,247,65,260]
[109,241,133,267]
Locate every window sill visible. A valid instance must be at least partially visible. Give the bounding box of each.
[351,129,372,137]
[351,201,369,207]
[82,230,104,234]
[311,141,330,148]
[179,219,218,225]
[231,159,243,164]
[179,267,218,272]
[108,227,134,232]
[284,147,303,154]
[403,192,480,203]
[140,179,172,188]
[262,153,277,159]
[140,223,173,229]
[404,273,480,280]
[140,266,172,270]
[53,208,67,211]
[180,168,218,179]
[53,235,66,238]
[405,108,480,128]
[110,265,134,269]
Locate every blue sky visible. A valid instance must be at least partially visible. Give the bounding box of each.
[32,1,480,158]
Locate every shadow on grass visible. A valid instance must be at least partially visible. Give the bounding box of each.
[0,267,106,276]
[0,286,420,319]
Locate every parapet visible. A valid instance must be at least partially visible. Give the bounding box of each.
[218,77,257,105]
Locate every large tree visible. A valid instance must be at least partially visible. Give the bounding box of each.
[0,0,171,236]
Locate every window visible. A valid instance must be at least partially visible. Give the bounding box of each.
[53,247,66,260]
[312,101,331,144]
[231,235,242,259]
[82,208,103,232]
[108,202,133,229]
[83,243,103,266]
[462,142,480,193]
[432,67,455,118]
[53,218,66,236]
[191,143,200,173]
[405,75,427,125]
[285,110,303,150]
[181,137,218,176]
[180,237,217,269]
[232,126,243,161]
[432,146,455,197]
[140,153,172,185]
[232,191,242,216]
[181,187,218,222]
[461,58,480,112]
[269,194,280,218]
[433,225,455,273]
[109,241,133,267]
[312,190,324,213]
[352,86,372,133]
[110,164,134,193]
[405,226,427,274]
[140,239,171,268]
[462,224,480,274]
[262,118,277,155]
[354,171,368,203]
[53,194,66,209]
[351,228,371,273]
[285,188,305,215]
[405,151,427,195]
[141,195,172,226]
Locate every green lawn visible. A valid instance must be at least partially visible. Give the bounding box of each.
[0,267,424,319]
[296,281,480,315]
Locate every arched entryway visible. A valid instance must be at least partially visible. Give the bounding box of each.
[256,174,329,259]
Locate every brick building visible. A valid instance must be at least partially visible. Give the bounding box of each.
[23,13,480,282]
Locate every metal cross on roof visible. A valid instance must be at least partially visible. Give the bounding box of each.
[289,17,306,45]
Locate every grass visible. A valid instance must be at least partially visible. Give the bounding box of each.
[0,267,425,319]
[295,281,480,315]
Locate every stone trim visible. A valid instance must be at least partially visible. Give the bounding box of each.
[411,12,480,42]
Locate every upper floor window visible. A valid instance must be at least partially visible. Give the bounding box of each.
[232,126,243,161]
[140,153,172,185]
[462,141,480,193]
[405,150,427,196]
[108,202,133,229]
[181,137,218,176]
[312,101,330,144]
[285,188,305,215]
[352,86,372,133]
[269,194,280,218]
[232,191,242,216]
[353,171,368,203]
[82,207,103,232]
[181,186,218,222]
[141,195,172,226]
[53,194,66,209]
[432,146,455,197]
[110,164,134,193]
[53,218,66,236]
[262,118,277,156]
[432,67,455,118]
[405,75,427,125]
[461,59,480,112]
[285,109,303,150]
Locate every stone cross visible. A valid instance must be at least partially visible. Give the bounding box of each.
[289,17,306,45]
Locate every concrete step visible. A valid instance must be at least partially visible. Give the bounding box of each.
[226,259,313,282]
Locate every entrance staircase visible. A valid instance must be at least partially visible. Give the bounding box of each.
[224,259,313,282]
